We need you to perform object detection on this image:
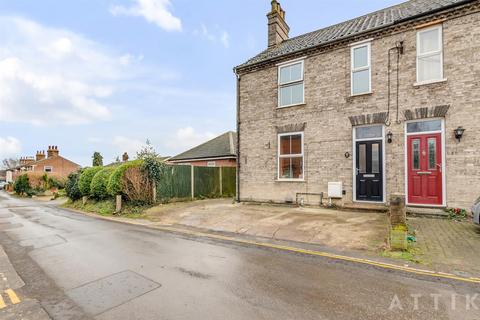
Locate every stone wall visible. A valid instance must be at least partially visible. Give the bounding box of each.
[238,11,480,209]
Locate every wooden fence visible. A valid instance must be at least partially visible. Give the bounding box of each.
[156,165,236,202]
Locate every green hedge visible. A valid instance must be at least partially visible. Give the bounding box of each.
[78,167,103,196]
[90,167,115,199]
[107,160,143,197]
[65,170,83,201]
[13,174,30,196]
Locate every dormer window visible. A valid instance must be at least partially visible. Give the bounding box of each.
[351,42,371,96]
[278,60,304,108]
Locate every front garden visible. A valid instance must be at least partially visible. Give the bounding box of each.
[63,153,236,217]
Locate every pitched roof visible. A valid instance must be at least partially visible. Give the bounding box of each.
[9,155,80,170]
[169,132,237,161]
[236,0,473,70]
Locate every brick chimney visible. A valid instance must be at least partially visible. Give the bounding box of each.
[267,0,289,48]
[20,157,35,165]
[122,152,129,162]
[36,150,46,162]
[47,146,59,158]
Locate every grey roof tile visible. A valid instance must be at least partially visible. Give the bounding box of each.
[169,131,237,161]
[236,0,472,69]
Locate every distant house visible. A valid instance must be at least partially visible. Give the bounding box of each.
[6,146,81,183]
[168,131,237,167]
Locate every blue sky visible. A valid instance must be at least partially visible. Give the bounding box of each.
[0,0,403,166]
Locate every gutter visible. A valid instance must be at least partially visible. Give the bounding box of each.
[234,70,241,203]
[234,0,477,73]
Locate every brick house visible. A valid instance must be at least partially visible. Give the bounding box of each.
[234,0,480,209]
[7,146,81,183]
[168,132,237,167]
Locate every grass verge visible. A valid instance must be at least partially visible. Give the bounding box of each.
[63,198,151,219]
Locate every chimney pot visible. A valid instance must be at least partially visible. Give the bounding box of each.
[267,0,289,48]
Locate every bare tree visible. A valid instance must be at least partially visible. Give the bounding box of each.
[2,158,20,169]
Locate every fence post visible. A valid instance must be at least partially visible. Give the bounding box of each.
[191,165,195,200]
[219,167,223,196]
[115,195,122,213]
[152,183,157,203]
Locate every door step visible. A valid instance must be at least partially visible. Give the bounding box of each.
[406,206,448,218]
[342,203,388,213]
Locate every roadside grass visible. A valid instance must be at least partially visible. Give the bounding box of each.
[381,223,426,265]
[63,199,150,219]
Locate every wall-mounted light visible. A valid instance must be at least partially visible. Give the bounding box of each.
[387,131,393,144]
[454,127,465,142]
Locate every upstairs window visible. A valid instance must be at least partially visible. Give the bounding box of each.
[351,42,371,95]
[278,132,304,180]
[417,25,443,83]
[44,166,53,173]
[278,61,304,108]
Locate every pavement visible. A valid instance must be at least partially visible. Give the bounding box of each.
[408,217,480,276]
[0,192,479,319]
[145,199,389,253]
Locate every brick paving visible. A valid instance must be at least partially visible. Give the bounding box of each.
[408,217,480,277]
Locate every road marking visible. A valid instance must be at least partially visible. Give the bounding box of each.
[75,209,480,285]
[0,294,5,309]
[153,225,480,285]
[5,289,20,304]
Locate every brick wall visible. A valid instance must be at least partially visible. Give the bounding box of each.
[171,159,237,167]
[238,11,480,209]
[31,156,80,179]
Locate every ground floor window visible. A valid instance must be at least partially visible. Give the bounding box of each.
[278,132,304,180]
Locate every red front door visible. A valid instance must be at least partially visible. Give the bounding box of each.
[407,133,443,205]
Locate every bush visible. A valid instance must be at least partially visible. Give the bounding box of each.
[13,174,31,195]
[78,167,103,196]
[107,160,142,197]
[65,170,83,201]
[90,167,115,199]
[122,165,152,203]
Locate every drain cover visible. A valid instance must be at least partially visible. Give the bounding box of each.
[67,270,160,315]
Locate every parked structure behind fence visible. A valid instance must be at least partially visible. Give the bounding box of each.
[156,165,236,202]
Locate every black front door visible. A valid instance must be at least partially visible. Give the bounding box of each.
[356,140,383,202]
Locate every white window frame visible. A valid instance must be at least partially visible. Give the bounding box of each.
[404,118,446,207]
[277,59,305,108]
[44,166,53,172]
[416,25,444,85]
[206,161,216,167]
[350,42,372,96]
[277,132,304,181]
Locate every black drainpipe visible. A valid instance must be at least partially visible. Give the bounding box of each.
[234,69,241,203]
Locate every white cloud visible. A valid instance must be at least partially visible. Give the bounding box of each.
[0,16,140,125]
[110,0,182,32]
[193,24,230,48]
[166,127,216,154]
[112,136,145,156]
[220,31,230,48]
[0,137,21,159]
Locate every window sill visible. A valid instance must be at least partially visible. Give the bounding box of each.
[276,179,305,183]
[350,91,373,98]
[413,78,447,87]
[277,103,306,110]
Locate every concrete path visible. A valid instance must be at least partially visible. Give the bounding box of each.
[145,199,389,253]
[0,192,479,319]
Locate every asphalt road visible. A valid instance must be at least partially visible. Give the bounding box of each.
[0,192,478,320]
